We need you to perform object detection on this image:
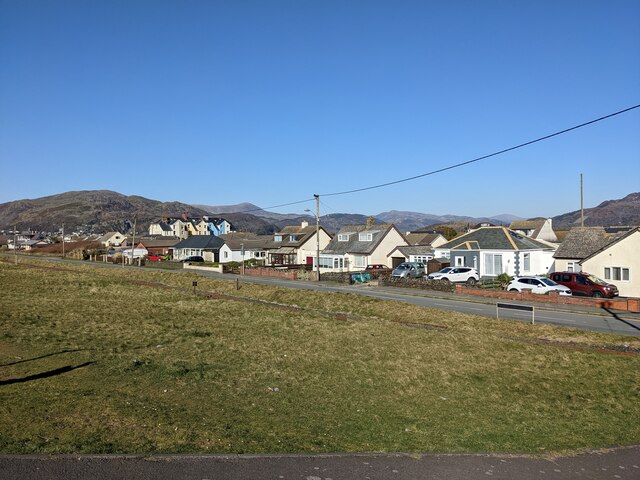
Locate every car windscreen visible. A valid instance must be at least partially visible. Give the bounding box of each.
[587,274,607,285]
[540,278,557,286]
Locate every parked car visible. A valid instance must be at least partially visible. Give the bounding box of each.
[427,267,479,284]
[147,254,165,262]
[506,276,572,296]
[180,256,204,263]
[365,264,389,270]
[391,262,426,278]
[549,272,619,298]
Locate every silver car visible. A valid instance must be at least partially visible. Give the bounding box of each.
[392,262,426,278]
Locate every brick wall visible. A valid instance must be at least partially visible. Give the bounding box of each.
[244,267,298,280]
[456,284,640,313]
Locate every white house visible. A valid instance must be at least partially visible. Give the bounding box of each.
[318,219,408,272]
[97,232,126,247]
[268,222,333,266]
[218,232,271,264]
[509,218,558,243]
[434,226,557,278]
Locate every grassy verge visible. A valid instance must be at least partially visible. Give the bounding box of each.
[0,259,639,454]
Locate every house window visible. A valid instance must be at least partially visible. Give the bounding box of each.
[567,262,575,272]
[319,257,334,268]
[338,234,349,241]
[523,253,530,272]
[358,233,373,241]
[484,253,503,276]
[455,256,465,266]
[224,251,228,259]
[605,267,630,281]
[290,235,298,241]
[274,235,282,242]
[354,255,366,268]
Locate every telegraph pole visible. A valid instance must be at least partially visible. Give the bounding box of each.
[315,194,320,282]
[13,225,17,265]
[580,173,584,227]
[62,223,65,258]
[130,216,137,266]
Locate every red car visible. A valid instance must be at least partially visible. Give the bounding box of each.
[147,254,165,262]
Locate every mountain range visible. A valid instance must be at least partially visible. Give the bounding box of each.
[0,190,638,235]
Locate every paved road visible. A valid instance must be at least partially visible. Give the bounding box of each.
[195,271,640,337]
[3,254,640,336]
[2,447,639,479]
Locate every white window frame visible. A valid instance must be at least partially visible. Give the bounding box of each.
[484,253,503,276]
[523,253,530,272]
[358,233,373,241]
[455,256,465,266]
[353,255,367,268]
[338,234,349,242]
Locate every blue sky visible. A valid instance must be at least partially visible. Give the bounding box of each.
[1,0,639,219]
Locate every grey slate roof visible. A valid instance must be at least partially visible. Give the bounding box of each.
[173,235,224,250]
[392,245,435,256]
[322,223,399,255]
[581,227,640,262]
[405,233,441,246]
[552,227,611,260]
[219,232,271,250]
[439,226,553,251]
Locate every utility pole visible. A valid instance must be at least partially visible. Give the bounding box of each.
[13,225,17,265]
[315,194,320,282]
[130,216,137,266]
[580,173,584,227]
[62,223,65,258]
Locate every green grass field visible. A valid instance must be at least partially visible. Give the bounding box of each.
[1,258,639,454]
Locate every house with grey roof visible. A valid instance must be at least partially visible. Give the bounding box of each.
[552,226,640,297]
[552,227,612,273]
[218,232,272,264]
[386,231,448,266]
[319,219,408,272]
[172,235,225,262]
[434,226,557,278]
[267,221,332,266]
[580,227,640,298]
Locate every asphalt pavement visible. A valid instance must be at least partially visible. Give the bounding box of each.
[2,447,639,479]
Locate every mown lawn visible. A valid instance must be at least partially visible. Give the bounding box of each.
[0,259,639,454]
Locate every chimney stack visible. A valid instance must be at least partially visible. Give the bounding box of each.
[366,216,376,228]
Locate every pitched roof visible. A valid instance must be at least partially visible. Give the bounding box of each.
[405,233,441,246]
[509,219,545,231]
[581,227,640,262]
[272,224,328,248]
[439,226,553,251]
[219,232,270,250]
[322,223,401,255]
[552,227,612,259]
[391,245,435,256]
[173,235,225,250]
[137,237,181,248]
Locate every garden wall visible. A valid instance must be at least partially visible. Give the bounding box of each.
[456,284,640,313]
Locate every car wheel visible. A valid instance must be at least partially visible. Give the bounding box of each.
[440,277,450,282]
[508,288,518,292]
[466,277,477,286]
[592,291,603,298]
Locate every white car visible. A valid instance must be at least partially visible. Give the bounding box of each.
[506,276,572,296]
[427,267,479,284]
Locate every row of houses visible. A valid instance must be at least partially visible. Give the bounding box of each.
[148,216,233,239]
[164,218,639,297]
[4,216,637,297]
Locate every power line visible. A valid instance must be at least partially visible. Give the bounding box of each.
[212,104,639,214]
[320,104,640,197]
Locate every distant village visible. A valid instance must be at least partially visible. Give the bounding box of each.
[1,213,638,298]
